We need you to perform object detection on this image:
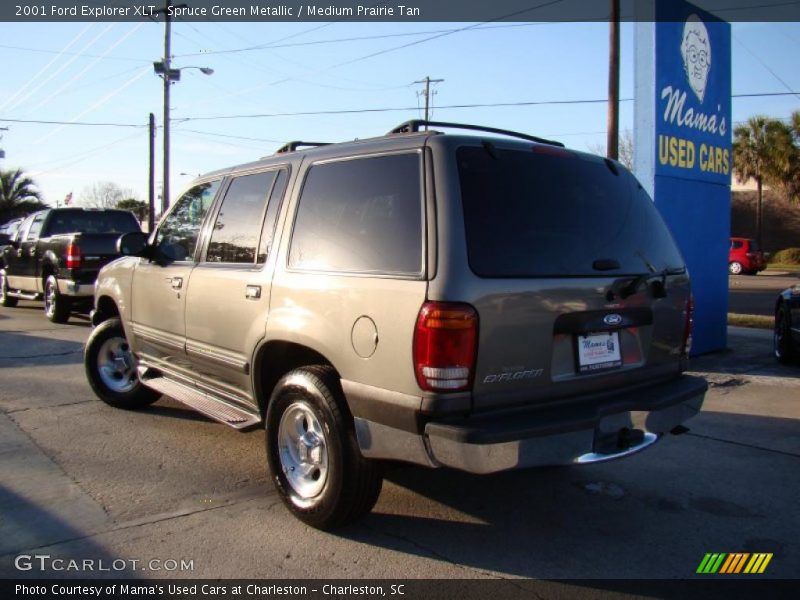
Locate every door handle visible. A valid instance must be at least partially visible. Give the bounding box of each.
[246,285,261,300]
[170,277,183,290]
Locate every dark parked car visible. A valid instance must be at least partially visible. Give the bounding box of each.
[775,285,800,364]
[729,237,766,275]
[0,208,141,322]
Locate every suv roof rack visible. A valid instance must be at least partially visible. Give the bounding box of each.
[388,120,564,148]
[275,141,331,154]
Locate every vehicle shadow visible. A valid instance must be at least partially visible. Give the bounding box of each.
[335,411,799,579]
[0,485,140,579]
[0,331,84,368]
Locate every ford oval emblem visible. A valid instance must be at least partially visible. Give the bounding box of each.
[604,313,623,326]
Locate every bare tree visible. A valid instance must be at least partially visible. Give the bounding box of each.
[588,129,634,170]
[80,182,138,209]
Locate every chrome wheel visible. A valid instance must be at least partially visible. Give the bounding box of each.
[278,401,329,501]
[96,336,138,394]
[729,262,743,275]
[44,278,57,318]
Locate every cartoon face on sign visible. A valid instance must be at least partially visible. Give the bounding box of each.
[681,14,711,103]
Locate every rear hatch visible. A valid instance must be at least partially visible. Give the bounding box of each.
[452,142,690,411]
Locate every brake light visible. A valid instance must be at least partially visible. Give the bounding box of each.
[414,302,478,392]
[65,242,81,269]
[682,294,694,356]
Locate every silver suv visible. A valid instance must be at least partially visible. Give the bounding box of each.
[84,121,707,529]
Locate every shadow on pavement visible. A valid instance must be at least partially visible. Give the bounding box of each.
[0,331,84,369]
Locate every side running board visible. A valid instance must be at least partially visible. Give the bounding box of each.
[141,372,261,430]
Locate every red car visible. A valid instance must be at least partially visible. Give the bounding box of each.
[729,237,766,275]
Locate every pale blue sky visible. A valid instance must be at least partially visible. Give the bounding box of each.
[0,19,797,209]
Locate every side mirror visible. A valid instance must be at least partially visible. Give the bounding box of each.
[117,231,149,257]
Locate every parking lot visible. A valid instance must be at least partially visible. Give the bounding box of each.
[1,301,799,584]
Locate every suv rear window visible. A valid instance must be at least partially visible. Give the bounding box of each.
[457,146,685,277]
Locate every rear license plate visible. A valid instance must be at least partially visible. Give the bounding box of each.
[577,331,622,373]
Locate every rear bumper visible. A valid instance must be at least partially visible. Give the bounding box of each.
[353,375,707,474]
[56,279,94,297]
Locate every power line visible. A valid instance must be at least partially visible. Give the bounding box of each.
[1,91,795,129]
[0,118,147,127]
[172,22,550,58]
[0,43,149,63]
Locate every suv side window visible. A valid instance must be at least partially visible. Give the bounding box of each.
[289,153,423,275]
[24,213,47,242]
[156,180,221,261]
[257,169,288,264]
[206,171,276,264]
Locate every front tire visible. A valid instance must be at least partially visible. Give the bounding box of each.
[0,270,18,307]
[774,303,797,365]
[84,318,160,409]
[44,275,71,323]
[729,262,743,275]
[265,366,383,530]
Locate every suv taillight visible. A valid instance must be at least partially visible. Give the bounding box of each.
[414,301,478,392]
[66,242,81,269]
[682,294,694,355]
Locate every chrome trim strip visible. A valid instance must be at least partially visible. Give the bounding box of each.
[185,340,249,373]
[131,323,185,351]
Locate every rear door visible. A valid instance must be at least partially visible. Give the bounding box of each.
[129,180,221,370]
[184,167,289,404]
[7,212,47,292]
[451,142,689,411]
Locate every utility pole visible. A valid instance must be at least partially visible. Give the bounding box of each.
[148,113,156,233]
[153,5,186,215]
[414,76,444,125]
[162,6,174,215]
[607,0,620,160]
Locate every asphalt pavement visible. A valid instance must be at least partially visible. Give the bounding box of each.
[728,272,799,316]
[1,302,799,588]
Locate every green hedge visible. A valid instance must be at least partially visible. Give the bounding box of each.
[769,248,800,265]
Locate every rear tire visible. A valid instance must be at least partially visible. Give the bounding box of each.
[265,366,383,530]
[84,318,160,409]
[774,303,797,365]
[44,275,71,323]
[0,271,18,307]
[729,262,743,275]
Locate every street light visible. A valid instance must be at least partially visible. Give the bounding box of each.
[153,61,213,214]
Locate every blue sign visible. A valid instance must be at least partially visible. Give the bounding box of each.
[635,1,732,355]
[655,2,732,185]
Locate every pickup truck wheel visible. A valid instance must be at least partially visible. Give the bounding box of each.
[0,271,18,307]
[44,275,71,323]
[265,366,383,530]
[84,318,160,409]
[729,261,743,275]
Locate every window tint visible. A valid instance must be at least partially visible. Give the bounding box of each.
[156,180,221,261]
[731,240,743,249]
[257,169,288,264]
[46,210,140,236]
[289,154,422,275]
[207,171,276,264]
[25,213,46,241]
[457,146,685,277]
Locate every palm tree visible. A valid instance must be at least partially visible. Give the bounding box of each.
[0,168,47,223]
[733,117,787,248]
